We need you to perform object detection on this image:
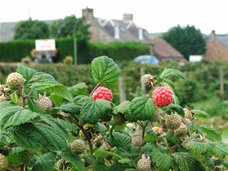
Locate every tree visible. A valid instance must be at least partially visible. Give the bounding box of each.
[13,18,49,40]
[161,25,206,60]
[50,14,91,40]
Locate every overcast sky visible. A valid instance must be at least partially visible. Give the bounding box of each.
[0,0,227,34]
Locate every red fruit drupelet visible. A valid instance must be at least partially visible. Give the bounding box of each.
[152,87,173,107]
[92,87,113,102]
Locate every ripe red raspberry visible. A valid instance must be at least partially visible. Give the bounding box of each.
[152,87,173,107]
[92,87,112,101]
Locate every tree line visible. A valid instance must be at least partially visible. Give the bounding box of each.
[13,15,91,41]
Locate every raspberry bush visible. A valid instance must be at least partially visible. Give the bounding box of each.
[0,56,227,171]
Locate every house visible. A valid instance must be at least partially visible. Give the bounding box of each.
[150,38,185,62]
[81,7,154,55]
[204,30,228,61]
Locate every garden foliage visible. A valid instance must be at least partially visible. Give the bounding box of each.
[0,56,227,170]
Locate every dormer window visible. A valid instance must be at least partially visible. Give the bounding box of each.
[114,26,119,39]
[139,28,143,40]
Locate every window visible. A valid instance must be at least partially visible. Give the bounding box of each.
[138,28,143,40]
[114,26,119,39]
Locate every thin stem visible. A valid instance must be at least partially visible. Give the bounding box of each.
[129,157,138,169]
[24,91,33,98]
[89,83,100,97]
[64,116,93,155]
[27,95,39,99]
[138,120,149,157]
[150,79,157,88]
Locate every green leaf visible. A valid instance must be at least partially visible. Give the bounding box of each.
[166,130,180,144]
[61,149,85,171]
[39,115,70,141]
[112,132,131,150]
[91,56,121,86]
[31,81,73,102]
[141,144,153,155]
[6,123,67,151]
[110,162,125,171]
[94,150,123,159]
[73,95,91,104]
[0,106,39,128]
[115,147,131,158]
[81,98,111,124]
[7,147,31,165]
[191,109,209,118]
[209,142,228,158]
[17,64,36,85]
[52,103,82,114]
[130,97,155,121]
[203,152,215,170]
[113,101,137,122]
[172,152,205,171]
[93,157,109,171]
[191,125,204,136]
[182,140,213,154]
[162,104,185,117]
[94,122,107,135]
[49,94,63,107]
[221,129,228,144]
[0,130,12,145]
[160,69,187,80]
[68,82,88,97]
[59,119,78,134]
[30,152,55,171]
[201,124,221,141]
[151,147,173,171]
[164,78,176,89]
[0,102,14,108]
[11,92,18,104]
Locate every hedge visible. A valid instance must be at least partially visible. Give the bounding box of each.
[0,38,150,63]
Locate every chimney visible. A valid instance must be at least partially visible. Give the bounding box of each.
[210,30,216,42]
[82,7,94,19]
[123,13,133,21]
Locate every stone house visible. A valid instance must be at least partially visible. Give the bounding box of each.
[204,30,228,61]
[81,7,154,55]
[150,38,185,62]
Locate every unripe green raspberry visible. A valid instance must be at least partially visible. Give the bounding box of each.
[184,108,192,120]
[6,72,26,90]
[137,154,151,171]
[113,113,127,125]
[174,123,188,136]
[130,134,143,147]
[165,113,181,129]
[0,153,8,171]
[71,139,86,154]
[35,93,52,111]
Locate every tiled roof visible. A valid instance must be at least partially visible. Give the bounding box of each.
[151,38,183,58]
[94,18,152,44]
[217,36,228,48]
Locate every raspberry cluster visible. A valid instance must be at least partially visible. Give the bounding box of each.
[92,87,113,102]
[152,87,173,107]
